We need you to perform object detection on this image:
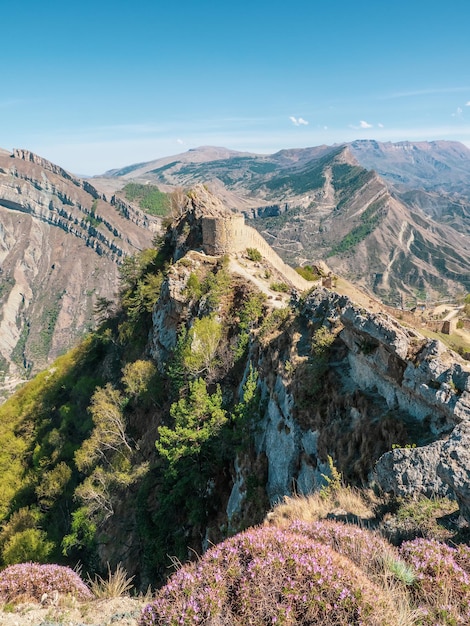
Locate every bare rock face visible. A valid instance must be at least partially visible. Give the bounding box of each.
[437,424,470,524]
[0,149,157,395]
[374,441,450,498]
[302,288,470,433]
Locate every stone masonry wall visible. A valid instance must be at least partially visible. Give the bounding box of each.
[201,215,310,292]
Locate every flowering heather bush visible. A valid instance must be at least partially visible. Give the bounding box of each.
[0,562,92,603]
[139,526,400,626]
[400,538,470,623]
[289,520,396,573]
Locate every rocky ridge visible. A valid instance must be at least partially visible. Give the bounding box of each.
[0,149,156,392]
[146,189,470,526]
[99,141,470,303]
[0,183,469,596]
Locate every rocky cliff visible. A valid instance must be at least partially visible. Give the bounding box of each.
[156,271,470,530]
[1,184,469,588]
[0,149,156,395]
[147,190,470,531]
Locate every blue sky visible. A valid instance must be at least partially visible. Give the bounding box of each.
[2,0,470,174]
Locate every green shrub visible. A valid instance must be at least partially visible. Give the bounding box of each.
[246,248,262,262]
[270,281,289,293]
[295,265,320,281]
[2,528,54,565]
[156,378,226,473]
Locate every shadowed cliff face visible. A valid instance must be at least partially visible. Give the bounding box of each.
[0,149,157,395]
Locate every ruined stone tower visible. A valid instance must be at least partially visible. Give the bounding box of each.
[201,214,246,255]
[183,184,311,291]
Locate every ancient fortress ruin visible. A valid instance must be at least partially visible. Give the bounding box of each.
[201,212,311,291]
[179,185,311,291]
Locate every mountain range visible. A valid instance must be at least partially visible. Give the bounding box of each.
[95,139,470,306]
[1,139,470,396]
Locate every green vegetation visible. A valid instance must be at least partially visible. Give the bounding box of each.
[270,281,289,292]
[253,205,303,231]
[320,454,343,498]
[259,306,291,340]
[84,199,102,228]
[0,236,172,574]
[0,222,272,584]
[246,247,262,262]
[0,334,105,564]
[463,293,470,317]
[122,183,170,216]
[393,495,458,541]
[0,275,15,301]
[331,163,374,195]
[156,378,226,474]
[295,265,321,281]
[182,316,223,376]
[10,324,30,372]
[265,149,344,194]
[29,292,64,362]
[328,198,385,257]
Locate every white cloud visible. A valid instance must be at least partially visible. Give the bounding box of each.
[465,101,470,106]
[378,123,384,128]
[349,120,374,130]
[289,116,309,126]
[383,86,470,100]
[452,107,463,117]
[176,138,184,145]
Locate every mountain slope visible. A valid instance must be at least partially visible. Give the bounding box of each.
[0,186,468,590]
[348,139,470,192]
[349,139,470,238]
[252,146,470,303]
[0,149,157,395]
[100,142,470,304]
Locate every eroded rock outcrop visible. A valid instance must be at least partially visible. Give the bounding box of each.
[0,149,157,394]
[437,424,470,523]
[374,442,450,498]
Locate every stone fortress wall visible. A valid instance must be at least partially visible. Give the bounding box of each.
[201,214,311,292]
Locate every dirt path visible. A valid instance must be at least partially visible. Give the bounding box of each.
[0,596,146,625]
[228,257,291,308]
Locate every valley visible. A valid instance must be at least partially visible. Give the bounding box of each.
[96,140,470,306]
[0,149,157,398]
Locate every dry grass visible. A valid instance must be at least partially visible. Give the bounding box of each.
[263,492,470,625]
[87,563,135,599]
[265,485,376,527]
